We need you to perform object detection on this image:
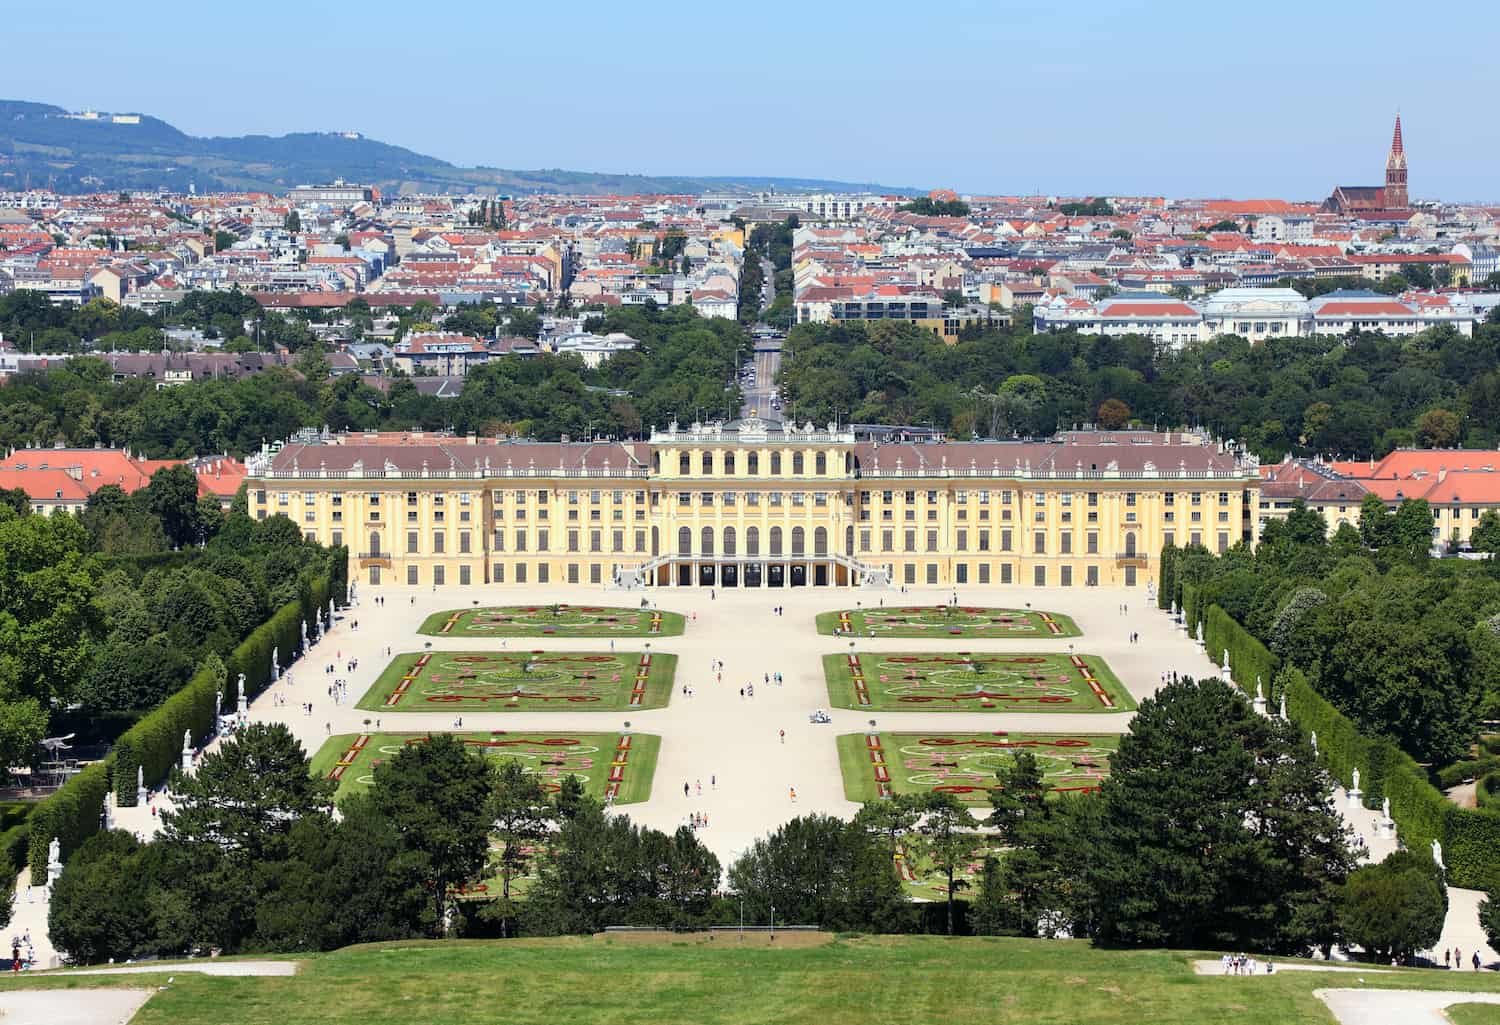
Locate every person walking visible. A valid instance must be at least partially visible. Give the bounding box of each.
[1475,951,1483,970]
[779,729,785,744]
[789,786,797,803]
[683,781,690,798]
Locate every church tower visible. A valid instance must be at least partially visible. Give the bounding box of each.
[1385,114,1408,209]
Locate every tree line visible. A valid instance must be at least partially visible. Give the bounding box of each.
[49,676,1448,964]
[777,312,1500,459]
[0,474,336,771]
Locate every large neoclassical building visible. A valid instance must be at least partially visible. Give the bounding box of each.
[247,418,1261,591]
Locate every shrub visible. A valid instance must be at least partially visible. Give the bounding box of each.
[28,761,111,885]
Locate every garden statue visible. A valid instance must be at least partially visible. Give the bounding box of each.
[237,673,247,716]
[1352,767,1360,792]
[272,646,280,681]
[1310,731,1318,754]
[1279,692,1287,720]
[136,764,146,805]
[182,728,193,773]
[1433,838,1444,870]
[1383,797,1391,821]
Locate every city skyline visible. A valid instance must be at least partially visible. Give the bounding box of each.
[6,0,1498,201]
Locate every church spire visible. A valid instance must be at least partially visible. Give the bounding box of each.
[1384,113,1408,209]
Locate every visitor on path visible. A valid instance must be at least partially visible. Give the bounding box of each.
[683,782,690,798]
[739,687,745,699]
[1475,951,1483,970]
[779,729,785,744]
[696,780,702,796]
[1446,949,1452,969]
[789,786,797,803]
[710,774,716,789]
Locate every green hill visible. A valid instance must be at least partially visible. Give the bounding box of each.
[0,99,919,196]
[7,935,1500,1024]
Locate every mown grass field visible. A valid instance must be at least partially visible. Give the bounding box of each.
[10,936,1500,1025]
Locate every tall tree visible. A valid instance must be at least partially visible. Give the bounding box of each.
[485,760,555,938]
[911,792,979,936]
[371,733,494,935]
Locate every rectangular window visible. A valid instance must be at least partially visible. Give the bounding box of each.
[1034,565,1046,586]
[493,563,505,583]
[926,530,938,552]
[1061,566,1072,587]
[904,530,916,553]
[407,531,418,554]
[904,564,916,585]
[433,532,445,554]
[407,565,419,585]
[926,563,938,585]
[568,530,580,552]
[956,529,968,551]
[537,564,549,584]
[613,530,624,553]
[590,531,602,553]
[882,529,894,552]
[568,564,580,584]
[1033,531,1046,554]
[459,532,471,554]
[433,565,445,586]
[515,530,527,552]
[634,530,646,552]
[331,530,342,548]
[1001,563,1013,584]
[978,563,990,584]
[978,529,990,551]
[459,565,471,585]
[516,563,527,583]
[955,563,968,584]
[537,529,549,552]
[1001,529,1013,552]
[1061,534,1072,555]
[1087,533,1098,554]
[590,564,602,584]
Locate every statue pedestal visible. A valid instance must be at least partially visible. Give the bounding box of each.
[1348,787,1363,810]
[1378,817,1395,840]
[1252,696,1268,717]
[238,696,248,717]
[137,783,147,805]
[182,748,193,774]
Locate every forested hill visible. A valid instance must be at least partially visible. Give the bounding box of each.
[0,100,915,196]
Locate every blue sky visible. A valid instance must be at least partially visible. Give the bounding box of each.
[5,0,1497,199]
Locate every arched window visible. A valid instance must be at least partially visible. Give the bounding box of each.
[813,526,827,556]
[678,526,692,555]
[793,452,805,474]
[769,526,783,556]
[723,526,737,556]
[701,526,715,556]
[679,453,691,475]
[748,452,759,475]
[724,452,735,475]
[652,452,661,473]
[815,452,827,475]
[746,526,760,556]
[771,452,782,475]
[368,531,381,556]
[792,526,806,556]
[1124,531,1137,557]
[845,525,855,555]
[651,526,659,557]
[701,452,713,475]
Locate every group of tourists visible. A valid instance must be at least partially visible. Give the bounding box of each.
[1220,953,1271,975]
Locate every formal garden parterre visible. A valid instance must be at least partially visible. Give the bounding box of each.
[816,606,1081,638]
[357,650,676,711]
[837,731,1118,804]
[419,604,685,637]
[311,730,659,804]
[823,651,1133,711]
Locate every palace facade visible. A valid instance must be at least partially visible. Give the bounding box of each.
[247,420,1262,591]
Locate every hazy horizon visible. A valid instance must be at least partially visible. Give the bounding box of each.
[7,0,1498,201]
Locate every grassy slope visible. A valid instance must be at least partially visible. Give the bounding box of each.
[13,936,1500,1025]
[1449,1005,1500,1025]
[356,652,676,712]
[821,652,1133,712]
[815,608,1082,639]
[417,607,686,637]
[308,732,659,804]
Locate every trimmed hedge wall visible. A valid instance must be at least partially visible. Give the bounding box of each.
[1203,605,1277,702]
[27,761,110,885]
[1277,658,1500,889]
[1182,581,1202,639]
[28,567,333,881]
[1436,757,1500,790]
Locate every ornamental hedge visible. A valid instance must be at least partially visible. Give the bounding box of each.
[1182,581,1202,639]
[29,567,333,880]
[27,761,111,885]
[1203,605,1276,702]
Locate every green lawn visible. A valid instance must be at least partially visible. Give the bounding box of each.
[357,651,676,712]
[12,935,1500,1025]
[309,731,659,805]
[816,606,1081,639]
[837,730,1118,805]
[419,604,685,637]
[822,651,1133,712]
[1449,1004,1500,1024]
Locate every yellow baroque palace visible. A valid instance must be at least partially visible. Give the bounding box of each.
[247,418,1261,591]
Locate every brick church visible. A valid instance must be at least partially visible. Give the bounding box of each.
[1323,115,1410,216]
